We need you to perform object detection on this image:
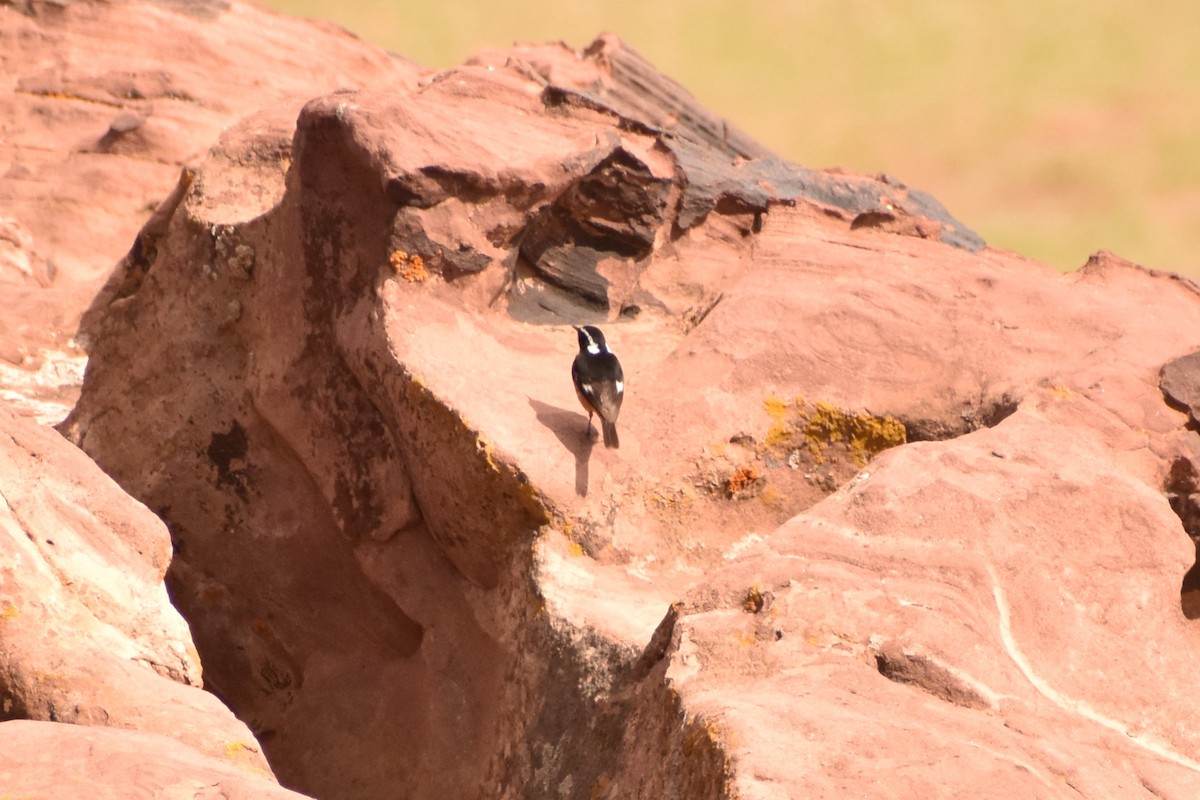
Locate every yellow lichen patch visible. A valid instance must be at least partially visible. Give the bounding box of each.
[224,740,259,761]
[679,713,738,793]
[477,437,499,472]
[557,517,575,539]
[763,423,790,449]
[0,603,19,622]
[567,540,586,558]
[762,395,791,447]
[222,740,274,779]
[700,713,741,751]
[389,250,429,283]
[800,401,906,466]
[1049,385,1075,398]
[763,395,789,419]
[757,484,783,508]
[760,396,905,467]
[473,434,545,523]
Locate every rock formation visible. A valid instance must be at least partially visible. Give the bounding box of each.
[0,0,419,421]
[7,0,1200,798]
[2,0,403,794]
[0,401,309,794]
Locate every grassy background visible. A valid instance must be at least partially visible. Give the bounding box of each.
[258,0,1200,275]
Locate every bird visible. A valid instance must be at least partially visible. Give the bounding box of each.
[571,325,624,448]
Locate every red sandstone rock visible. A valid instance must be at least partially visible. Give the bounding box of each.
[0,719,312,799]
[7,0,1200,797]
[0,0,420,419]
[1,0,421,795]
[0,403,281,778]
[669,398,1200,798]
[54,20,1200,800]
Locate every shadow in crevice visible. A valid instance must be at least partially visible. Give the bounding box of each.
[902,393,1020,443]
[1163,447,1200,619]
[528,397,596,496]
[1156,352,1200,623]
[1159,351,1200,618]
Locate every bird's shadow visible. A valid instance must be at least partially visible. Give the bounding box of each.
[527,397,596,496]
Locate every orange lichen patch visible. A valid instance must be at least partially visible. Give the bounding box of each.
[249,618,283,649]
[199,585,228,605]
[735,630,758,647]
[725,465,763,499]
[389,250,429,282]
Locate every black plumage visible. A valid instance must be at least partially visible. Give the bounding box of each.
[571,325,624,448]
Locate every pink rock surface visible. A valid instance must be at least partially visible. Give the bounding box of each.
[0,719,311,799]
[57,23,1200,800]
[0,403,274,774]
[5,0,1200,796]
[0,0,420,418]
[672,398,1200,798]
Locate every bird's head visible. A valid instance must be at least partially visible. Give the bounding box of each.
[574,325,607,355]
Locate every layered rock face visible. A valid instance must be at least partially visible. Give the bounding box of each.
[8,1,1200,798]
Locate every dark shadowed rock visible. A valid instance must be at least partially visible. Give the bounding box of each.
[1162,349,1200,425]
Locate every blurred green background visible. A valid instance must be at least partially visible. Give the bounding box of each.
[259,0,1200,275]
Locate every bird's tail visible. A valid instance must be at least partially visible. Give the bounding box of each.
[601,419,619,449]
